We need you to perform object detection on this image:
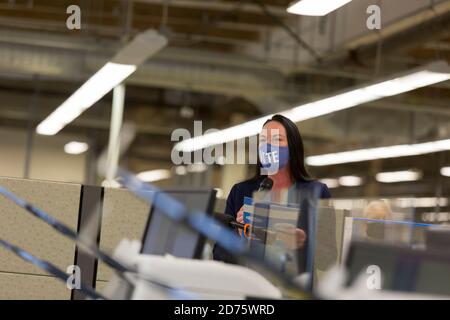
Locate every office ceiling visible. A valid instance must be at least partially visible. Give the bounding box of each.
[0,0,450,196]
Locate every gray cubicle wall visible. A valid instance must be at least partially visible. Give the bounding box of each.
[0,177,244,299]
[96,187,151,286]
[0,176,354,298]
[313,206,348,285]
[0,177,153,299]
[0,177,81,299]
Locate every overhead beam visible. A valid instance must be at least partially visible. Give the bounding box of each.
[1,31,449,118]
[365,99,450,117]
[0,104,174,136]
[133,0,289,16]
[424,42,450,51]
[324,1,450,66]
[0,7,262,42]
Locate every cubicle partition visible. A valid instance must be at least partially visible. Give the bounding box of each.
[0,177,81,299]
[313,206,348,284]
[2,177,449,299]
[0,177,152,300]
[96,188,151,289]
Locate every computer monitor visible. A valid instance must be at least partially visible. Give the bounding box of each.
[345,240,450,296]
[140,189,217,259]
[425,228,450,252]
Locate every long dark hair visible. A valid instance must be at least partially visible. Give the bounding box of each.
[253,114,311,182]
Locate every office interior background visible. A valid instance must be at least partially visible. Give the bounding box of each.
[1,0,450,300]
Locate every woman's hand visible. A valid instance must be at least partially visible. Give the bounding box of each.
[274,223,307,249]
[294,228,307,249]
[236,206,244,224]
[236,206,245,236]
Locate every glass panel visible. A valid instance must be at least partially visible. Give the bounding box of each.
[241,184,324,291]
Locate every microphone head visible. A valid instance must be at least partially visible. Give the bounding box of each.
[259,177,273,191]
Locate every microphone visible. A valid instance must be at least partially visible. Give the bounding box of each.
[258,177,273,192]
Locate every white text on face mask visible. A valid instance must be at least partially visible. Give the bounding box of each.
[260,151,279,164]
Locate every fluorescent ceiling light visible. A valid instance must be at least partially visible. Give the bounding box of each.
[175,61,450,153]
[176,116,272,153]
[64,141,89,155]
[214,188,224,198]
[287,0,352,16]
[187,163,208,173]
[37,30,167,136]
[216,156,227,166]
[101,179,122,188]
[331,197,448,211]
[307,138,450,166]
[393,197,448,208]
[441,166,450,177]
[422,212,450,222]
[137,169,171,182]
[376,170,422,183]
[338,176,362,187]
[37,63,136,135]
[283,67,450,123]
[175,166,188,176]
[320,178,340,188]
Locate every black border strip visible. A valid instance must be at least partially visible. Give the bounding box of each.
[71,185,104,300]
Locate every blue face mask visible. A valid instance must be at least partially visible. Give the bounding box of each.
[259,143,289,173]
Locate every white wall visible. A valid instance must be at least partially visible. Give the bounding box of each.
[0,127,86,184]
[0,127,27,178]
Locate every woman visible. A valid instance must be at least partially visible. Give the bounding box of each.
[213,114,331,262]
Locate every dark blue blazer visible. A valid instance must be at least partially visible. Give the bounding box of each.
[213,176,331,262]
